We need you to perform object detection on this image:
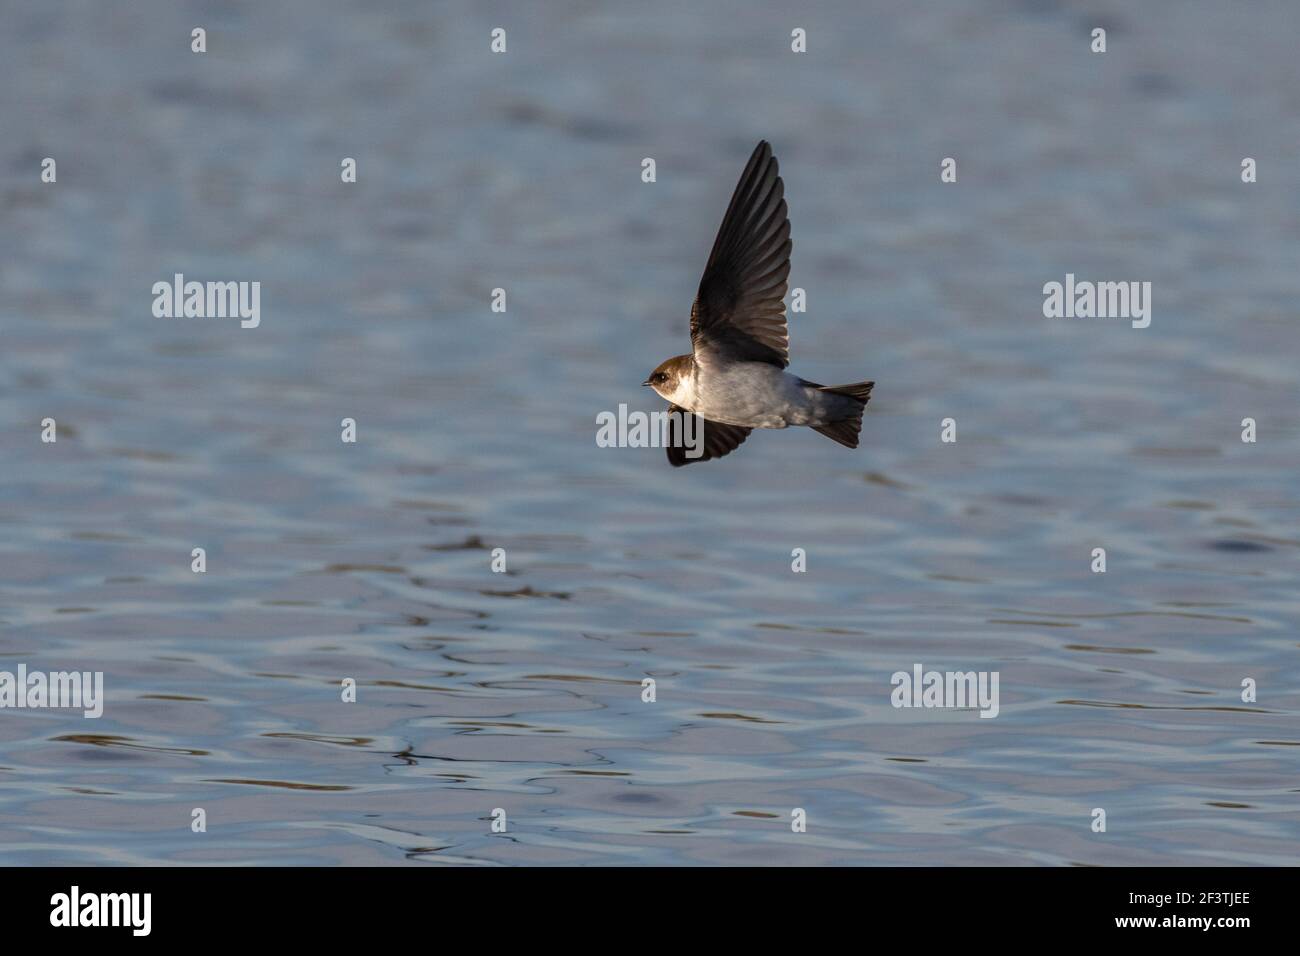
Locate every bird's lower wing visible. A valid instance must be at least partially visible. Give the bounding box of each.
[666,404,752,467]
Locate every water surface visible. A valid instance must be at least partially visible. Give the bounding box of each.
[1,0,1298,865]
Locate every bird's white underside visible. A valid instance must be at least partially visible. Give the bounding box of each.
[654,361,844,429]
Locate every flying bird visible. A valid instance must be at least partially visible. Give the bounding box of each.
[644,140,874,466]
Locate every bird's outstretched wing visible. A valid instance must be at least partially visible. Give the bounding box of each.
[690,140,791,370]
[666,404,752,467]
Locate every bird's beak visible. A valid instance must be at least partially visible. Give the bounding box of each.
[642,379,653,387]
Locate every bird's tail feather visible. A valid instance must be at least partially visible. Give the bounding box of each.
[811,380,874,448]
[819,380,874,403]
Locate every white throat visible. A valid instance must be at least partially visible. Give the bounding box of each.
[660,369,698,410]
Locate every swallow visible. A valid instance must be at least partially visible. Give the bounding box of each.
[644,140,874,466]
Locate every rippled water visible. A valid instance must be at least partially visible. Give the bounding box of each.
[1,1,1298,865]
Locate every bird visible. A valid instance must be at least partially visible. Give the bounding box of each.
[643,140,874,466]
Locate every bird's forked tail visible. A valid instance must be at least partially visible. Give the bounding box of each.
[811,380,874,449]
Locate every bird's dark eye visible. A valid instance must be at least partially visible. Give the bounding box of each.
[654,373,666,383]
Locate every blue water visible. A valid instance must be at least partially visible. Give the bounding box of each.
[1,0,1297,865]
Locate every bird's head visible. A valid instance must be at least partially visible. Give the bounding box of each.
[643,354,692,403]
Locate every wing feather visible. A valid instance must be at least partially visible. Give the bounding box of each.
[690,141,792,369]
[665,404,752,467]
